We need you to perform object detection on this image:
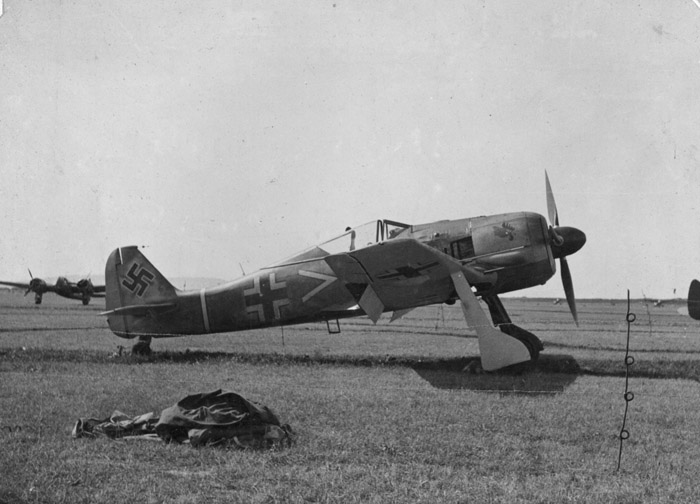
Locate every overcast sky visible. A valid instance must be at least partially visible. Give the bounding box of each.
[1,0,699,299]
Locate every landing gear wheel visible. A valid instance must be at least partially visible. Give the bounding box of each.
[480,295,544,370]
[499,324,543,362]
[132,339,152,356]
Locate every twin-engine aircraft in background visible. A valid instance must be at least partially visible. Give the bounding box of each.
[0,270,105,305]
[103,173,586,371]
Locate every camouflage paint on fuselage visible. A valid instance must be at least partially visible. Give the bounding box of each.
[107,212,560,339]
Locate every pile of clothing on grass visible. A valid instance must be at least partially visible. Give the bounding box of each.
[72,389,294,449]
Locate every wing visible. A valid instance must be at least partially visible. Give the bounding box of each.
[69,280,106,297]
[324,239,490,319]
[323,238,531,371]
[0,281,31,289]
[0,280,58,292]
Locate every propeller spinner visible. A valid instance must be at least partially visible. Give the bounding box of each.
[545,171,586,325]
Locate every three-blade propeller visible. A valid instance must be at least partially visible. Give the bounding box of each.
[545,171,586,325]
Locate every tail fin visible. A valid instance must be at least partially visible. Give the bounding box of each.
[104,246,179,338]
[688,280,700,320]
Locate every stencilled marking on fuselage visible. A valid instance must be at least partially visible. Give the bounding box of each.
[299,270,337,303]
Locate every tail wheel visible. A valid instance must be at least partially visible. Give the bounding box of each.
[132,336,152,356]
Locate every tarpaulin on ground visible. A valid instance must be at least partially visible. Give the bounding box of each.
[72,389,294,448]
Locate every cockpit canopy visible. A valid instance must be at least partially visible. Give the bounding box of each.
[270,219,411,267]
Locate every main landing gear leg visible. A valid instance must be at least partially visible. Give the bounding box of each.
[482,295,544,362]
[132,335,152,356]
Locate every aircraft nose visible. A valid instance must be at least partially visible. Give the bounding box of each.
[551,226,586,259]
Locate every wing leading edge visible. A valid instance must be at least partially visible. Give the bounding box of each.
[0,281,33,289]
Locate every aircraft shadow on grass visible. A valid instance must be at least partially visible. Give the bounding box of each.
[99,348,700,387]
[108,349,581,395]
[411,354,580,395]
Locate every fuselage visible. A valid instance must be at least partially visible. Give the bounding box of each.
[119,212,559,338]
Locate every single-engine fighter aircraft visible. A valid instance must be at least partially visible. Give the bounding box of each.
[687,280,700,320]
[103,173,586,371]
[0,270,106,305]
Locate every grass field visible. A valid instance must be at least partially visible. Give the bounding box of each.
[1,290,699,503]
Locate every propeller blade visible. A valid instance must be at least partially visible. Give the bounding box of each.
[28,268,34,279]
[560,257,578,326]
[545,170,559,227]
[24,288,31,296]
[545,172,583,326]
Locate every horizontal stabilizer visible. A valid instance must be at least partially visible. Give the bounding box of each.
[101,302,177,317]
